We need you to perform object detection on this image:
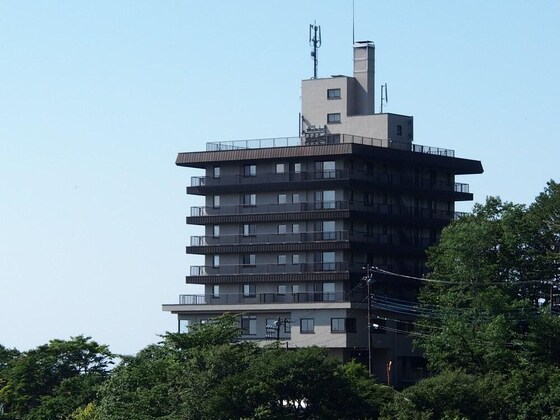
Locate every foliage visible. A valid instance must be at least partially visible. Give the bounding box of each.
[0,336,113,419]
[417,183,560,374]
[96,315,390,419]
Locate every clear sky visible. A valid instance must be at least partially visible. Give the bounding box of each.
[1,1,559,355]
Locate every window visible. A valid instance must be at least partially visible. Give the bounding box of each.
[315,190,335,209]
[243,284,256,297]
[321,252,336,271]
[331,318,356,333]
[242,254,256,267]
[292,254,300,264]
[213,195,220,208]
[275,163,286,174]
[277,285,287,295]
[277,254,287,265]
[315,161,336,179]
[278,194,287,204]
[293,163,302,173]
[244,164,256,176]
[179,319,191,334]
[300,318,314,333]
[397,124,403,136]
[242,223,256,237]
[241,315,257,335]
[213,166,220,178]
[292,224,300,234]
[327,113,341,123]
[243,193,256,206]
[284,318,291,333]
[323,282,335,300]
[212,255,220,267]
[292,284,300,294]
[212,285,220,298]
[322,221,336,240]
[292,193,300,203]
[278,224,287,234]
[327,88,341,99]
[212,225,220,237]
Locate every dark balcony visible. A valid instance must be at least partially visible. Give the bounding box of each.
[188,169,469,196]
[190,230,348,247]
[177,290,366,305]
[189,261,351,277]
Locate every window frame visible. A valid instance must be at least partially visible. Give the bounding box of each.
[243,164,257,177]
[243,283,256,297]
[300,318,315,333]
[327,88,341,99]
[327,113,341,124]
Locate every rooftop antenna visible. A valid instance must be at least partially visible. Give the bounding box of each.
[380,83,388,113]
[352,0,355,44]
[309,21,321,79]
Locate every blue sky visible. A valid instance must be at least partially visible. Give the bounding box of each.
[1,1,559,355]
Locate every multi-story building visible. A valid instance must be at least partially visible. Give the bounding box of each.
[163,41,483,386]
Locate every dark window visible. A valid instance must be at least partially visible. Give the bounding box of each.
[241,315,257,335]
[242,254,256,267]
[243,193,256,206]
[327,113,341,123]
[242,224,256,237]
[331,318,356,333]
[397,125,403,136]
[327,88,341,99]
[243,164,256,176]
[243,284,256,297]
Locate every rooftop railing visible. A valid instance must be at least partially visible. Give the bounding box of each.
[205,134,455,157]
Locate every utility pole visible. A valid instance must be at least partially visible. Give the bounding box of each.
[363,264,375,376]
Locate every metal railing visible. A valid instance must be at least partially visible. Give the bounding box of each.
[190,261,350,276]
[204,134,455,157]
[190,230,348,246]
[178,290,366,305]
[189,200,465,221]
[189,169,469,194]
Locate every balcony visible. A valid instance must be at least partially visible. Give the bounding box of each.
[177,290,366,305]
[189,169,469,195]
[190,262,350,277]
[190,230,348,247]
[189,200,464,222]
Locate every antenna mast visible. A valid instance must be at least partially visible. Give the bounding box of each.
[309,22,321,79]
[380,83,388,113]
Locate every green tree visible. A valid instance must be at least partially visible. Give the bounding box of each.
[417,191,559,374]
[0,336,113,419]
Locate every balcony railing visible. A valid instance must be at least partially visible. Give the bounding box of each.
[205,135,455,157]
[190,262,350,276]
[189,200,464,221]
[178,290,366,305]
[189,231,435,248]
[190,230,348,246]
[189,170,469,195]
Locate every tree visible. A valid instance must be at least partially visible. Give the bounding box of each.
[0,336,113,419]
[417,189,560,374]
